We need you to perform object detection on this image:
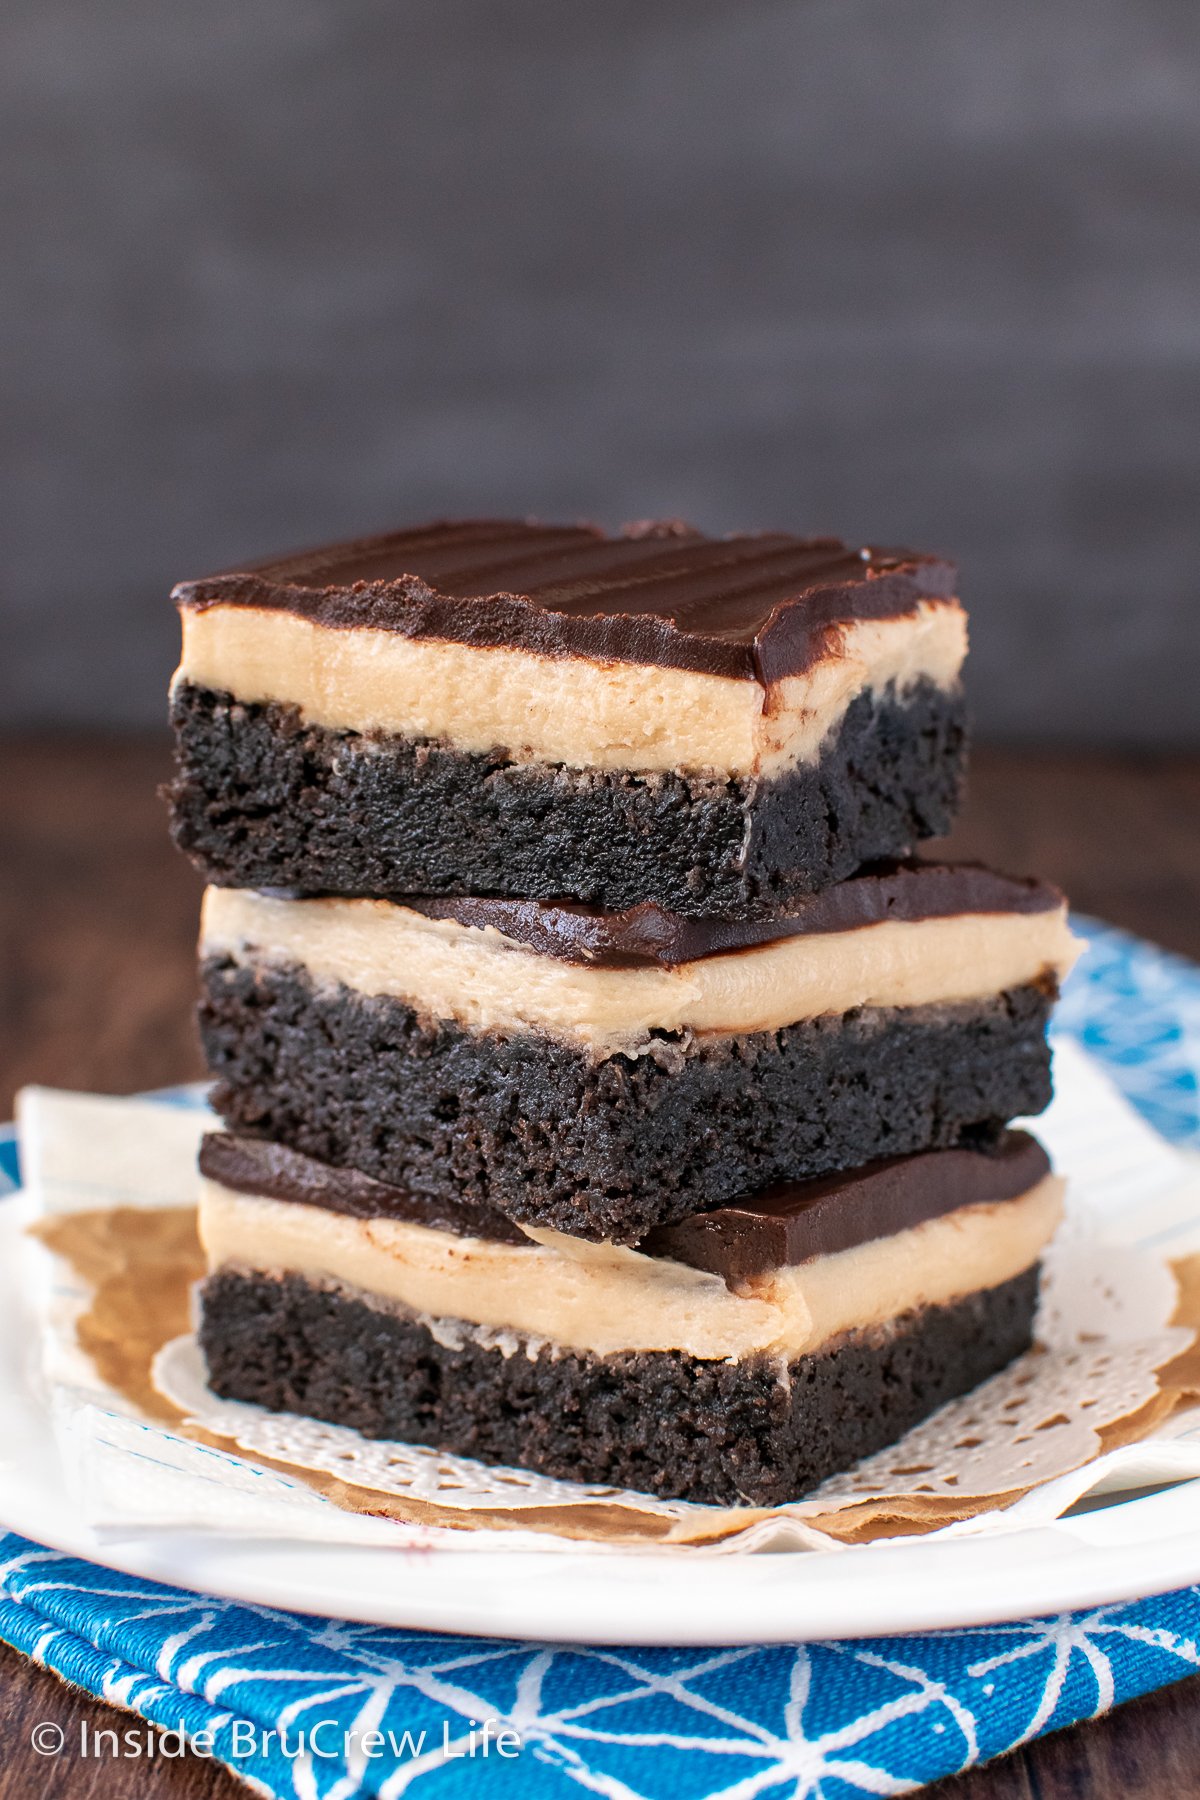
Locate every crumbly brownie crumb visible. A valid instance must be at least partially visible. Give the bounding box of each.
[168,679,967,916]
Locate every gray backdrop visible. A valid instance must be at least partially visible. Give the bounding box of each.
[4,0,1199,741]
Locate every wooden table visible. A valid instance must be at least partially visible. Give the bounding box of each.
[1,736,1198,1799]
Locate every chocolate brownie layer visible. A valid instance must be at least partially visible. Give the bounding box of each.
[169,678,967,914]
[199,956,1055,1241]
[197,1265,1040,1506]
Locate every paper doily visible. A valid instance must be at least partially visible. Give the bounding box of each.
[150,1231,1195,1546]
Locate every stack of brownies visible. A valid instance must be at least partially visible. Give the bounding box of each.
[167,520,1077,1506]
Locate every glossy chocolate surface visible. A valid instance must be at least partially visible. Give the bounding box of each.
[641,1132,1051,1281]
[173,518,958,682]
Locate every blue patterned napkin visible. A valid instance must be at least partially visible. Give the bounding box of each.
[0,916,1198,1798]
[0,1535,1198,1797]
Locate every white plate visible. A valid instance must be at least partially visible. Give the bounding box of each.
[2,1191,1200,1645]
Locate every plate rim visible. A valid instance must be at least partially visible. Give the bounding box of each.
[4,1190,1200,1644]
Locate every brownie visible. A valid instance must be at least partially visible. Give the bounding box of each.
[198,1265,1040,1507]
[174,519,1059,1512]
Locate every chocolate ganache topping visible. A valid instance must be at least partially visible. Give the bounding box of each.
[172,518,958,683]
[199,1133,530,1245]
[395,860,1063,967]
[201,1130,1051,1281]
[640,1133,1052,1282]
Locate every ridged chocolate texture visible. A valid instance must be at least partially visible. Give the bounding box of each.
[198,1133,530,1245]
[171,518,958,682]
[640,1132,1051,1282]
[391,860,1062,967]
[200,1129,1049,1276]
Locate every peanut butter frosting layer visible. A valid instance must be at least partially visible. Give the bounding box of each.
[174,598,966,779]
[199,884,1081,1058]
[172,518,958,682]
[198,1171,1063,1362]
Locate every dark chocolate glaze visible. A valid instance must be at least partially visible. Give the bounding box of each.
[200,1128,1050,1278]
[385,860,1062,967]
[640,1132,1052,1282]
[172,518,958,683]
[198,1132,530,1245]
